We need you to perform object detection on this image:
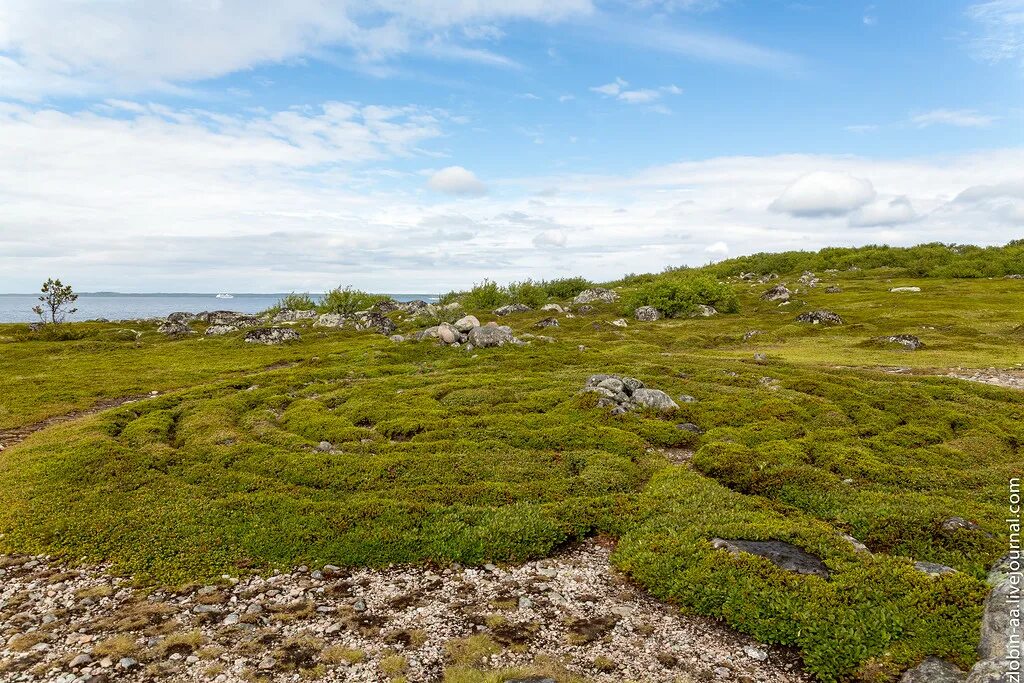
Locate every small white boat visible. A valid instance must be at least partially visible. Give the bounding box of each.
[216,293,234,299]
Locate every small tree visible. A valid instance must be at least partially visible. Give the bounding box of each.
[33,278,79,324]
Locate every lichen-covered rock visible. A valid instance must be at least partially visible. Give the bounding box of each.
[968,554,1024,683]
[157,321,194,336]
[610,318,628,327]
[468,325,515,348]
[494,303,532,316]
[271,309,317,323]
[573,288,619,304]
[890,286,921,293]
[243,328,300,345]
[689,305,718,317]
[541,303,565,313]
[630,388,679,412]
[634,306,660,321]
[796,310,843,325]
[881,334,923,350]
[711,539,830,579]
[914,560,957,577]
[205,324,238,336]
[454,315,480,332]
[313,313,345,328]
[900,657,965,683]
[535,317,559,328]
[760,284,791,302]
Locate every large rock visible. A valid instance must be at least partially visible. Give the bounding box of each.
[157,321,194,336]
[796,310,843,325]
[204,311,262,327]
[454,315,480,333]
[914,560,957,577]
[630,388,679,412]
[205,324,238,336]
[890,286,922,293]
[689,304,718,317]
[901,657,966,683]
[541,303,564,313]
[397,300,430,315]
[243,328,300,345]
[535,317,559,328]
[711,539,830,579]
[271,309,317,323]
[966,555,1023,683]
[760,284,791,302]
[634,306,660,321]
[437,322,459,345]
[468,325,515,348]
[573,288,619,305]
[313,313,345,328]
[494,303,532,316]
[352,310,396,335]
[881,334,923,350]
[166,311,197,325]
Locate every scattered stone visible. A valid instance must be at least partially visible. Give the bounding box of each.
[689,304,718,317]
[535,317,559,328]
[941,517,980,532]
[573,288,619,305]
[676,423,702,433]
[890,286,922,293]
[711,539,830,579]
[468,325,517,348]
[243,328,301,345]
[634,306,660,321]
[795,310,843,325]
[271,309,317,323]
[744,646,768,661]
[913,561,957,577]
[437,322,459,345]
[760,285,791,302]
[610,318,628,328]
[880,334,923,350]
[540,304,565,313]
[317,441,334,452]
[204,324,238,336]
[743,330,762,341]
[630,388,679,412]
[825,285,842,293]
[494,304,532,316]
[798,271,820,287]
[677,394,697,403]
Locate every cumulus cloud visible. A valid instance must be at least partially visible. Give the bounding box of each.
[533,229,568,247]
[769,171,876,217]
[849,196,917,227]
[1,101,1022,292]
[427,166,488,195]
[910,108,997,128]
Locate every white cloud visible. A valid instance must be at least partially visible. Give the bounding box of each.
[1,102,1022,292]
[0,0,593,99]
[965,0,1024,65]
[427,166,488,195]
[769,171,876,217]
[592,81,683,104]
[910,108,997,128]
[704,241,729,254]
[849,196,917,227]
[590,77,629,96]
[533,229,568,247]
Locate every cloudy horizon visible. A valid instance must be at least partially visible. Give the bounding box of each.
[1,1,1022,293]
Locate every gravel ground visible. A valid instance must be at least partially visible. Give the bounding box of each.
[0,541,811,683]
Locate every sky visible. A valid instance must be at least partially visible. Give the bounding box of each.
[1,0,1022,293]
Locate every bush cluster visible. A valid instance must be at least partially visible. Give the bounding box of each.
[621,274,739,317]
[443,277,595,310]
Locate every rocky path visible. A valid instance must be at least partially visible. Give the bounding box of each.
[0,542,811,683]
[0,394,152,452]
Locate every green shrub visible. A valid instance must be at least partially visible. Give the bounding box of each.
[459,280,511,310]
[317,286,387,315]
[506,280,547,308]
[622,274,739,317]
[541,277,593,300]
[263,292,317,316]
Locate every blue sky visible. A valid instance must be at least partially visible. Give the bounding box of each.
[1,0,1022,292]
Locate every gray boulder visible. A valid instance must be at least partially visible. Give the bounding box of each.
[631,388,679,412]
[454,315,480,333]
[243,328,300,345]
[535,317,559,328]
[890,286,922,293]
[689,304,718,317]
[711,539,830,579]
[914,560,957,577]
[968,555,1024,682]
[205,324,238,336]
[157,321,194,336]
[760,284,791,302]
[437,323,459,345]
[313,313,346,328]
[166,311,196,325]
[494,303,532,316]
[881,334,923,350]
[468,325,515,348]
[541,303,564,313]
[901,657,966,683]
[825,285,842,293]
[271,309,317,323]
[634,305,660,321]
[796,310,844,325]
[573,288,619,305]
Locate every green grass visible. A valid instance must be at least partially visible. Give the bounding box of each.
[1,257,1023,682]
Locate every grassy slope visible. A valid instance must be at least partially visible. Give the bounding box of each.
[0,270,1022,681]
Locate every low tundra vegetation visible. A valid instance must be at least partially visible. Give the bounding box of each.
[1,242,1023,682]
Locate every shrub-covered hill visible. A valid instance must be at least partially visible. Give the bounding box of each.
[1,262,1023,681]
